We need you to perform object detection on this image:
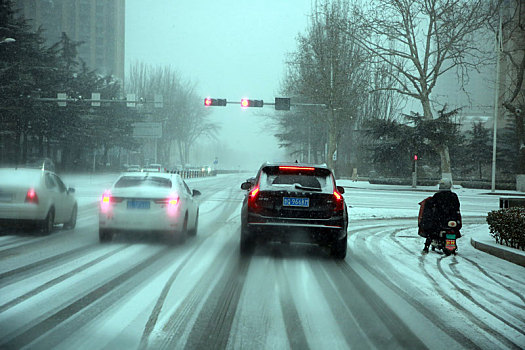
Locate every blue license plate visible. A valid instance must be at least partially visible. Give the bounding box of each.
[283,197,309,207]
[446,234,456,240]
[127,200,150,209]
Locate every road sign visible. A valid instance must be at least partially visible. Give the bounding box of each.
[91,93,100,107]
[57,93,67,107]
[133,122,162,138]
[127,93,136,107]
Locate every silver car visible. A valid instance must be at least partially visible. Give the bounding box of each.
[0,168,78,234]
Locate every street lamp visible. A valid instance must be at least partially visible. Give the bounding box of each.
[0,37,16,44]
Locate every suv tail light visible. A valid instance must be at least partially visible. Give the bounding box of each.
[25,188,39,204]
[333,190,344,211]
[247,185,260,211]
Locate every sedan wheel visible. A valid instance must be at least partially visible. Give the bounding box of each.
[64,205,77,230]
[188,210,198,236]
[41,209,55,235]
[240,225,254,256]
[99,228,112,242]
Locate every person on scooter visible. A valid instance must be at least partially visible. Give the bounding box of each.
[422,178,462,253]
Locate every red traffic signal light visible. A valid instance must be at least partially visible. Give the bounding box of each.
[240,98,263,108]
[414,154,418,161]
[204,97,227,106]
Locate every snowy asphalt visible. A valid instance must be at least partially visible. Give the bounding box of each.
[0,172,523,349]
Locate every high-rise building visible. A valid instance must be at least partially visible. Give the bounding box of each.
[14,0,125,82]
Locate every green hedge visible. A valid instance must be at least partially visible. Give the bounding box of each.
[460,181,516,190]
[486,208,525,251]
[369,177,516,190]
[368,178,438,186]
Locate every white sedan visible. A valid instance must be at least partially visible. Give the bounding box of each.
[0,168,77,234]
[98,172,201,243]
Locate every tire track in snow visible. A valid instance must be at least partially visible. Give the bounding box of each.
[388,223,525,328]
[417,254,522,349]
[309,260,374,348]
[184,254,250,349]
[460,256,525,304]
[274,254,310,350]
[436,258,525,337]
[0,245,129,313]
[0,246,172,349]
[0,244,96,286]
[153,241,238,349]
[349,223,482,349]
[447,262,525,317]
[138,232,218,349]
[336,261,428,349]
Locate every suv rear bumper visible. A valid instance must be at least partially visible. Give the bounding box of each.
[245,213,347,244]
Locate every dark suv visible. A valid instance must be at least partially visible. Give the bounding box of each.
[240,162,348,259]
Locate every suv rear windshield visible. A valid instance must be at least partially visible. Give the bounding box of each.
[259,166,334,193]
[114,176,172,188]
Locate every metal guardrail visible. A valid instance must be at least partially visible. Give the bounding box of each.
[166,170,217,179]
[499,197,525,208]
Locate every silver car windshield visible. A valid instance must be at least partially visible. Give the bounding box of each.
[114,176,172,188]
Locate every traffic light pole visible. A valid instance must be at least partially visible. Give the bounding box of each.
[412,156,418,188]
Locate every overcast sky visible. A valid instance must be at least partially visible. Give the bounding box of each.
[126,1,313,170]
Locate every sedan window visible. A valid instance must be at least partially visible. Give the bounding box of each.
[52,174,67,192]
[45,173,57,189]
[114,176,172,188]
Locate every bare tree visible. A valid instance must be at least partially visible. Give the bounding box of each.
[342,0,495,180]
[170,81,219,166]
[283,0,370,170]
[490,0,525,173]
[127,62,218,166]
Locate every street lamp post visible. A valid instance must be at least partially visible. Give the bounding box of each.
[491,9,503,193]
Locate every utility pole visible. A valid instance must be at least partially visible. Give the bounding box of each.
[491,7,503,193]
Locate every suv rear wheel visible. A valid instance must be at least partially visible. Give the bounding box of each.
[240,225,254,256]
[330,233,347,259]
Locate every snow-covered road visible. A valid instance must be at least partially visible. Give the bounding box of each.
[0,173,523,349]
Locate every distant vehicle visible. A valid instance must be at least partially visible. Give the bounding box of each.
[240,162,348,259]
[0,168,77,234]
[126,165,141,172]
[145,163,163,172]
[99,172,201,243]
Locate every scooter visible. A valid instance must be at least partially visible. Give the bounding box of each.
[430,220,459,256]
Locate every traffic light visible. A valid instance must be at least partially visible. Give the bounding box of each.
[204,97,227,106]
[275,97,290,111]
[240,98,263,108]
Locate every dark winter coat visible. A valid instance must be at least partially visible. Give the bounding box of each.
[418,190,462,238]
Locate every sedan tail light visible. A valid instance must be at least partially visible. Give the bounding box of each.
[25,188,39,204]
[154,196,179,207]
[100,190,114,212]
[333,190,344,211]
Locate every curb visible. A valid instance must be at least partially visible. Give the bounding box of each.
[470,237,525,267]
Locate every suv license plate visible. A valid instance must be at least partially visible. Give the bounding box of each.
[127,200,150,209]
[283,197,309,207]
